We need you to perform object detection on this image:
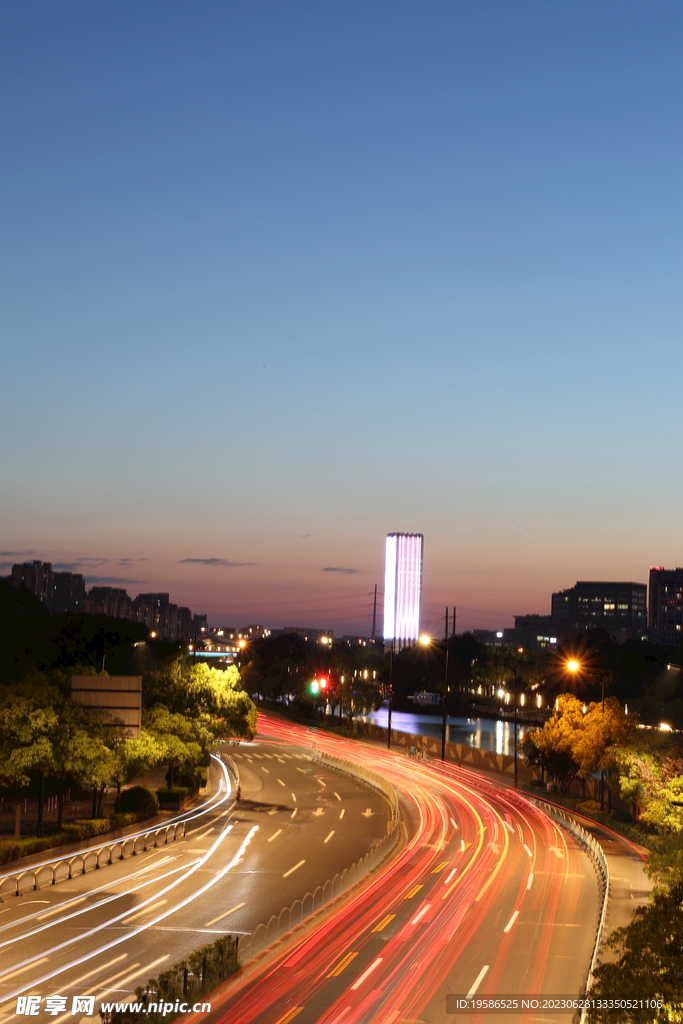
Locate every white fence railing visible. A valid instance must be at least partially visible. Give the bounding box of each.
[0,821,187,899]
[236,750,401,963]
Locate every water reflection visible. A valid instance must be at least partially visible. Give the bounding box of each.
[361,708,527,757]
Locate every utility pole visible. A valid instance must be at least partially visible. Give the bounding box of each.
[441,608,450,760]
[371,585,377,642]
[452,607,457,637]
[387,641,394,750]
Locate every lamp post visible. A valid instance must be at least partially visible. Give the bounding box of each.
[566,657,608,808]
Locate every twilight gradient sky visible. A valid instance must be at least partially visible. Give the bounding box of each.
[1,1,682,636]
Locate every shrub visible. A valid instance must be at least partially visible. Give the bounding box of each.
[576,800,606,817]
[109,812,140,830]
[62,819,111,841]
[115,786,159,816]
[156,787,189,805]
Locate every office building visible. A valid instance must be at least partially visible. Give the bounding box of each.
[383,532,423,647]
[648,566,683,647]
[551,580,647,640]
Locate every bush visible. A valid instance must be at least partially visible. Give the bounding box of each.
[62,818,111,842]
[115,786,159,816]
[576,800,606,817]
[101,936,239,1024]
[156,787,189,805]
[109,812,140,830]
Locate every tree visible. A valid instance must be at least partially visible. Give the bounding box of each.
[646,832,683,894]
[145,658,256,738]
[587,883,683,1023]
[0,690,57,838]
[522,694,585,793]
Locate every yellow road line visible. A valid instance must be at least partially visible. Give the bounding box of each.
[431,861,449,873]
[404,884,424,899]
[274,1009,305,1024]
[372,914,396,932]
[326,951,359,978]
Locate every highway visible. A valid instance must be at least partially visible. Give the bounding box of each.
[190,713,601,1024]
[0,741,388,1024]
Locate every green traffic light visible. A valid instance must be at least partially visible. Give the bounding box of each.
[310,681,319,694]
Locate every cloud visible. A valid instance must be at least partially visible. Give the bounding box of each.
[0,550,34,557]
[84,576,146,585]
[179,558,255,567]
[322,566,359,575]
[116,558,149,565]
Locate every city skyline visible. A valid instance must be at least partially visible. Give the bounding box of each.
[2,2,682,636]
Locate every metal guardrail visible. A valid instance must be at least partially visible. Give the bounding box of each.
[236,750,401,963]
[0,820,187,899]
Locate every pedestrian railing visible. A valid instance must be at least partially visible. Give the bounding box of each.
[0,821,187,899]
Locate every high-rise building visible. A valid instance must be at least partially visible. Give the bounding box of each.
[551,580,647,640]
[383,533,423,647]
[52,571,85,614]
[10,560,54,610]
[648,566,683,647]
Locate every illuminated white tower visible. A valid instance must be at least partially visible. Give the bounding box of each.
[383,533,423,647]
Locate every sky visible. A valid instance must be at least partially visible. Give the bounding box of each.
[1,1,682,636]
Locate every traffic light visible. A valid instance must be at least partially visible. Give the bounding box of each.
[319,677,328,689]
[310,680,320,694]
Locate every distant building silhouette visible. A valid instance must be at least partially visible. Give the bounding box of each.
[648,566,683,647]
[551,580,647,640]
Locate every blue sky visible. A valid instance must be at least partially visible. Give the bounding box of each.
[1,1,681,634]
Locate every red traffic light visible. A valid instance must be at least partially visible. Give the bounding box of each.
[319,677,328,689]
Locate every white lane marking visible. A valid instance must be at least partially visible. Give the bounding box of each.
[523,844,533,858]
[283,860,306,878]
[450,817,458,830]
[268,829,283,842]
[460,839,465,852]
[526,873,534,890]
[550,846,564,858]
[296,767,307,774]
[291,808,298,819]
[291,792,297,802]
[503,910,519,933]
[503,821,515,833]
[410,904,430,925]
[466,965,489,999]
[0,767,249,1001]
[324,831,335,844]
[277,779,286,786]
[444,869,457,884]
[350,956,383,991]
[334,792,342,801]
[261,767,270,773]
[339,808,345,819]
[205,902,246,926]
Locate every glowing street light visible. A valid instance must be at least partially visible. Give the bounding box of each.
[566,659,580,673]
[419,634,431,646]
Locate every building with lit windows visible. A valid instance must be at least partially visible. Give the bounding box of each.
[551,580,647,640]
[383,532,423,648]
[649,567,683,647]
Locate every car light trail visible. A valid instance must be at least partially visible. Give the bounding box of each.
[180,712,600,1024]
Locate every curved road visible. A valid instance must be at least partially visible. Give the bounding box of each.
[0,743,387,1024]
[193,713,600,1024]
